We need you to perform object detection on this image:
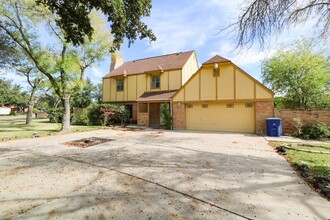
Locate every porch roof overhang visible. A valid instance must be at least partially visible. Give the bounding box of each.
[137,90,178,102]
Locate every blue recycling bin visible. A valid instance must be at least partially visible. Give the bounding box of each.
[266,118,282,137]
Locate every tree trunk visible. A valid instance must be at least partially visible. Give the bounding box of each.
[61,92,71,132]
[26,89,36,125]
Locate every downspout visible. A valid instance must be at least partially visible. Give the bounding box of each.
[170,98,173,130]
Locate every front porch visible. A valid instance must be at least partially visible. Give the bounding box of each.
[136,90,177,128]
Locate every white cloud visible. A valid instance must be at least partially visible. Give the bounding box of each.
[144,1,225,54]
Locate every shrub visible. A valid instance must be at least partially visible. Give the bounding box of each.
[9,110,16,116]
[47,107,64,123]
[160,104,172,129]
[71,109,90,125]
[301,122,330,139]
[88,104,129,126]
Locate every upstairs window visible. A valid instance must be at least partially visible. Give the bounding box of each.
[117,79,124,91]
[151,75,160,89]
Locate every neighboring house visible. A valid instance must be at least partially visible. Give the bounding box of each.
[102,51,274,133]
[102,50,199,127]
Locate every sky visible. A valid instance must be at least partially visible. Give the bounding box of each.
[89,0,324,85]
[2,0,327,89]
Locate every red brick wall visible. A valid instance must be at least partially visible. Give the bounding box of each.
[256,101,274,134]
[275,109,330,134]
[173,103,186,129]
[137,113,149,126]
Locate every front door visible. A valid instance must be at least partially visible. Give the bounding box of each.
[149,103,161,128]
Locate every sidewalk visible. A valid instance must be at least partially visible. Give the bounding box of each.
[264,135,329,145]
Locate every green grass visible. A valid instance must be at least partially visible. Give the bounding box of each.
[274,142,330,179]
[0,118,105,140]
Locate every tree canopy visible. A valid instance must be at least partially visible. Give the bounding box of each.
[224,0,330,48]
[262,40,330,109]
[0,78,28,106]
[36,0,156,50]
[0,0,113,131]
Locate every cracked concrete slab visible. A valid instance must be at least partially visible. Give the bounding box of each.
[0,129,329,219]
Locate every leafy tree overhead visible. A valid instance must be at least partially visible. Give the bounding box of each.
[36,0,156,50]
[224,0,330,48]
[262,40,330,109]
[0,30,19,70]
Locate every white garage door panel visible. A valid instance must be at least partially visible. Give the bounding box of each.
[186,103,255,133]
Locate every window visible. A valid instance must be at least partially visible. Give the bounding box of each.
[186,104,193,108]
[151,75,160,89]
[202,104,208,108]
[226,104,234,108]
[245,103,254,108]
[116,79,124,91]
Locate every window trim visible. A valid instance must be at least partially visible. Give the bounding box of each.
[116,79,124,91]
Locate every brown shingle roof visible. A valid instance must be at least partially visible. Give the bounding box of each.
[203,55,231,65]
[137,90,178,101]
[103,50,195,78]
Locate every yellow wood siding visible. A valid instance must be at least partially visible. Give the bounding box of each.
[160,72,169,90]
[200,68,216,100]
[172,62,273,103]
[256,83,272,99]
[127,75,137,100]
[235,69,254,99]
[185,73,199,101]
[182,52,199,85]
[169,70,182,90]
[102,78,110,102]
[186,103,255,133]
[218,65,234,100]
[110,78,116,101]
[137,74,147,98]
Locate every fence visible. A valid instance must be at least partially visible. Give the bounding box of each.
[274,109,330,134]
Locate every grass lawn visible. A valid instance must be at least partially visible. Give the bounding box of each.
[0,117,105,140]
[273,142,330,199]
[274,142,330,178]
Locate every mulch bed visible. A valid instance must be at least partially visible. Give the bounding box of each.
[63,137,113,148]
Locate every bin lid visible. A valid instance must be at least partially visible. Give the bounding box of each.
[266,117,282,120]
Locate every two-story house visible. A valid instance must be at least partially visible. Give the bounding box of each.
[102,50,198,128]
[103,51,274,133]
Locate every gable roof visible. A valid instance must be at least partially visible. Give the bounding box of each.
[103,50,195,78]
[203,55,231,65]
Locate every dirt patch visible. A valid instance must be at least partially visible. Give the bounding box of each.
[63,137,113,148]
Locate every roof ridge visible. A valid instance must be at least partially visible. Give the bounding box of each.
[129,50,194,63]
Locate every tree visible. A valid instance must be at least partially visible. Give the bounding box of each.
[18,66,47,124]
[0,30,19,70]
[0,0,112,132]
[70,78,95,108]
[0,78,28,107]
[262,40,330,109]
[36,0,156,50]
[224,0,330,49]
[92,83,103,104]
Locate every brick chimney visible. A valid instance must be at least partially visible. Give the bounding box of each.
[110,53,124,71]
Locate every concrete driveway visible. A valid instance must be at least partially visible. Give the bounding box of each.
[0,129,329,219]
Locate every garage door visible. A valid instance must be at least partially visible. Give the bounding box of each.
[186,103,255,133]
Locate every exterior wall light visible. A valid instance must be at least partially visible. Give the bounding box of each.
[213,63,219,77]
